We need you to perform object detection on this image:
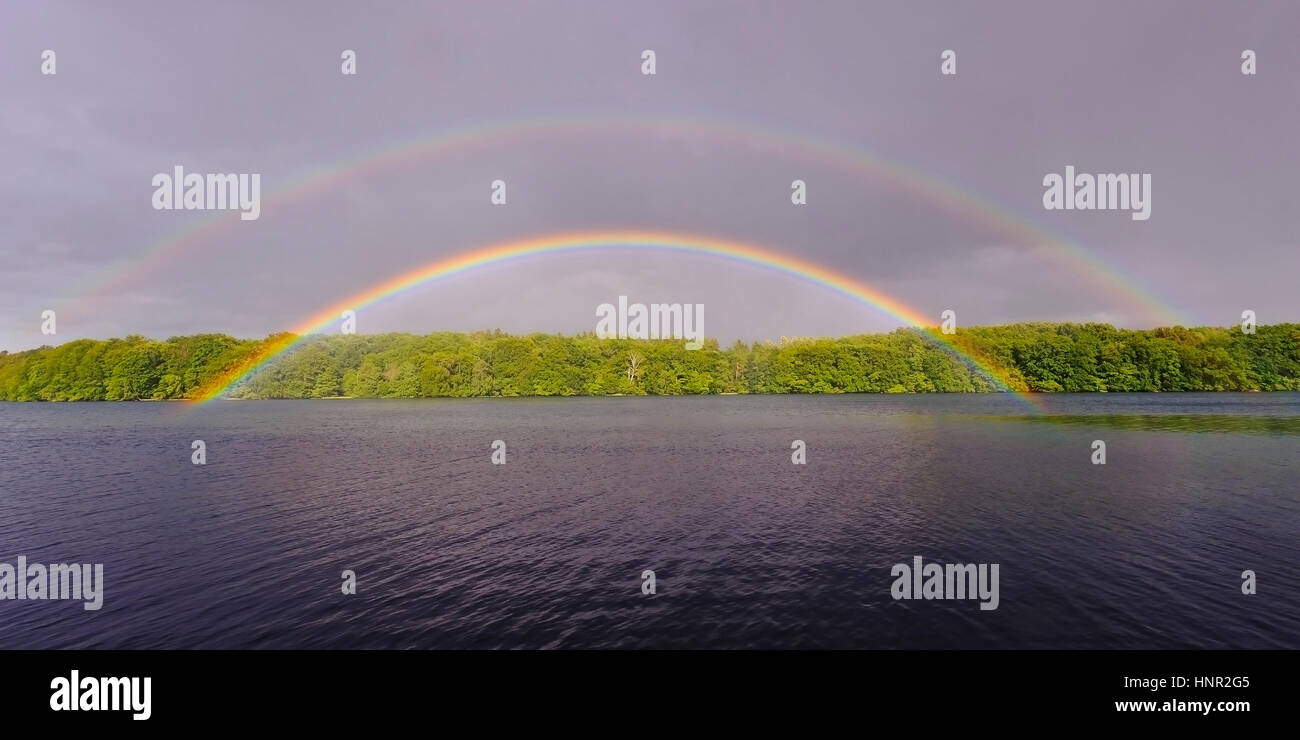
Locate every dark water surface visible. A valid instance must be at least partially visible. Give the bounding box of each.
[1,393,1296,649]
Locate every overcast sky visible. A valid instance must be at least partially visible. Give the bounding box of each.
[1,0,1296,351]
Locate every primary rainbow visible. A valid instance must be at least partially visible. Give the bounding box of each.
[188,229,1043,410]
[67,111,1184,326]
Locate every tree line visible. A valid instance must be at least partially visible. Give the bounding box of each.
[1,322,1297,401]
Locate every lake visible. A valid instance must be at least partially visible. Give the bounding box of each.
[1,393,1296,648]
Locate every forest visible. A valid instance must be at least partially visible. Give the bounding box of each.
[1,322,1297,401]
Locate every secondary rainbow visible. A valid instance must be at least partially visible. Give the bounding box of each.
[188,230,1043,410]
[67,111,1184,326]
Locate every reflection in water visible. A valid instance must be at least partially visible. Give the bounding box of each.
[987,414,1300,435]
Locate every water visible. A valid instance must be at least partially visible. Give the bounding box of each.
[1,393,1296,649]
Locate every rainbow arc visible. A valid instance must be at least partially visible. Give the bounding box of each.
[187,230,1041,411]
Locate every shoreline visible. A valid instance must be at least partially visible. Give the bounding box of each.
[1,388,1288,403]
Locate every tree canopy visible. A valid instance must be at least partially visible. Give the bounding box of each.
[1,323,1297,401]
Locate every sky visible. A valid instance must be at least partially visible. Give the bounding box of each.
[1,0,1297,352]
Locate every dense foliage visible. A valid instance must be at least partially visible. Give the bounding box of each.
[1,323,1297,401]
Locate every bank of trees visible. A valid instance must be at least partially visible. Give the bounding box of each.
[1,323,1297,401]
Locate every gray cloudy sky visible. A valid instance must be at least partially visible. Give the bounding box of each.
[2,0,1297,351]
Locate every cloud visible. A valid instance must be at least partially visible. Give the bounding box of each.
[1,0,1297,351]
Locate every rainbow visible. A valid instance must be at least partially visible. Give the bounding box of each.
[66,111,1184,326]
[188,229,1043,410]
